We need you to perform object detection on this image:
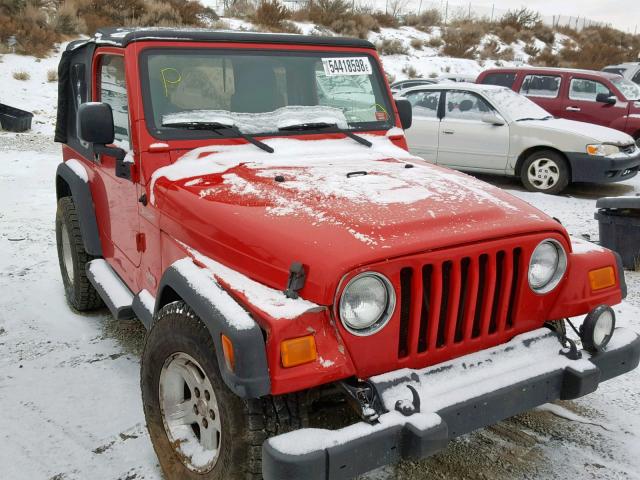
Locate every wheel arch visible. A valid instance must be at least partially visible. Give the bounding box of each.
[515,146,572,180]
[55,162,103,257]
[153,263,271,399]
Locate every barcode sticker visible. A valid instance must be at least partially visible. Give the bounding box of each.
[322,57,372,76]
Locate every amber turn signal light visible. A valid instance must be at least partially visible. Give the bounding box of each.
[221,334,235,371]
[588,266,616,291]
[281,335,317,368]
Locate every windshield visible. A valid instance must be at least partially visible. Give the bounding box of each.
[611,76,640,100]
[140,49,394,139]
[481,87,551,121]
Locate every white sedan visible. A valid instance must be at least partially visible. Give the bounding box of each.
[399,83,640,194]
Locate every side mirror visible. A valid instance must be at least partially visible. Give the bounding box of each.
[77,102,115,144]
[481,113,505,126]
[395,98,412,129]
[77,102,131,180]
[596,93,616,105]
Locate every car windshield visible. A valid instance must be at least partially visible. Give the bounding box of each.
[610,76,640,100]
[481,87,552,121]
[140,49,394,138]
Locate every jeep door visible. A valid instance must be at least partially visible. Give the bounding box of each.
[563,76,624,127]
[402,89,442,161]
[436,90,509,171]
[92,51,141,274]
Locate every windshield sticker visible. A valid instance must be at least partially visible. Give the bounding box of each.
[322,57,372,77]
[375,111,387,121]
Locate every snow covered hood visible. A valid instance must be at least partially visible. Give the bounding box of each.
[151,134,563,303]
[520,118,635,145]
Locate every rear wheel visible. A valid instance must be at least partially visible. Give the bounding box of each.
[141,302,305,480]
[520,150,569,194]
[55,196,103,311]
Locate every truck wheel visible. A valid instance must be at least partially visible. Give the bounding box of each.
[141,301,305,480]
[520,151,569,194]
[55,196,103,311]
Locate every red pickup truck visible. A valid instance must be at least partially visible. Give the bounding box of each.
[477,67,640,140]
[54,29,639,480]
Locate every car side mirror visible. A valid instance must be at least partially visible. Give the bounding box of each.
[596,93,616,105]
[77,102,131,180]
[481,113,505,126]
[395,99,413,129]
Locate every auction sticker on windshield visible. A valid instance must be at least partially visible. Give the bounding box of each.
[322,57,372,76]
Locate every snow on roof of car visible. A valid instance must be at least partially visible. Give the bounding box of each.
[66,27,375,50]
[481,66,623,79]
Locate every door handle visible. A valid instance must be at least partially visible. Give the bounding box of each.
[566,106,581,112]
[442,130,455,134]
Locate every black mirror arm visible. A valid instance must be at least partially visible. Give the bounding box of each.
[93,144,127,161]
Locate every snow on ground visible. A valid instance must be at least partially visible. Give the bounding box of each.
[1,27,640,480]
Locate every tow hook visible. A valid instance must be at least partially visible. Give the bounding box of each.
[395,384,421,417]
[338,379,383,424]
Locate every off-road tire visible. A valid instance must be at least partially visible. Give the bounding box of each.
[520,150,570,194]
[141,301,305,480]
[55,196,103,311]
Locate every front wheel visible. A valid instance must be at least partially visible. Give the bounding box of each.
[520,150,569,194]
[141,302,305,480]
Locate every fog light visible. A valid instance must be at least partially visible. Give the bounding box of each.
[580,305,616,353]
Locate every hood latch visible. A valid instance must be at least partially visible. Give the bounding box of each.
[284,262,306,299]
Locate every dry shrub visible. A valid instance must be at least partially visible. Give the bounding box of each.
[500,8,541,31]
[309,0,350,27]
[532,23,555,45]
[523,42,540,57]
[13,70,30,80]
[376,38,408,55]
[531,47,559,66]
[331,14,378,39]
[403,8,441,32]
[253,0,290,29]
[427,36,443,48]
[441,24,483,59]
[47,68,58,82]
[139,1,182,26]
[402,65,417,78]
[372,12,398,29]
[225,0,255,18]
[410,38,423,50]
[54,1,86,34]
[496,25,517,44]
[559,26,634,70]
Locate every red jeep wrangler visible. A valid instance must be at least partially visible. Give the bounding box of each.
[54,28,639,480]
[477,67,640,140]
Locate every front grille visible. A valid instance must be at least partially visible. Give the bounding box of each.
[398,248,522,358]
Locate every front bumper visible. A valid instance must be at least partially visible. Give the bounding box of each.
[567,151,640,183]
[262,327,640,480]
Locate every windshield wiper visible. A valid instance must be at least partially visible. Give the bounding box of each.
[279,122,372,148]
[162,121,274,153]
[516,115,553,122]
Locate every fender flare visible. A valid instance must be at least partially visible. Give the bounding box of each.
[155,264,271,399]
[56,162,103,257]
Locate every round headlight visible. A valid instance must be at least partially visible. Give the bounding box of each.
[339,272,396,335]
[580,305,616,352]
[528,239,567,293]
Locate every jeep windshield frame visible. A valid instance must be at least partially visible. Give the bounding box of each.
[138,47,395,141]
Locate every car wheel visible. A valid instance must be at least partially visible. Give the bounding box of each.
[55,196,104,311]
[520,151,569,194]
[141,301,305,480]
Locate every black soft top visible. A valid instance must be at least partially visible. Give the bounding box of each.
[66,27,375,51]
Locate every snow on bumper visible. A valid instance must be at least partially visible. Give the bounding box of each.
[262,327,640,480]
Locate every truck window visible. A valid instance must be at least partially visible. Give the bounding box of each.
[140,49,393,139]
[481,73,516,88]
[98,55,129,143]
[404,90,440,118]
[633,70,640,85]
[602,67,626,75]
[444,91,494,121]
[569,78,612,102]
[519,74,561,98]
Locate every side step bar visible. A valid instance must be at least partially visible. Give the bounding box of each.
[86,259,135,320]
